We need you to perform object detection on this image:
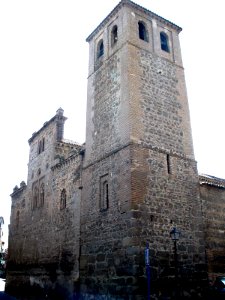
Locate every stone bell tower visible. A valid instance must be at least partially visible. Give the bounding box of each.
[81,0,206,298]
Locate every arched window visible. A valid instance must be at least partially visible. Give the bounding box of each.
[97,39,104,58]
[40,183,45,207]
[111,25,118,46]
[100,175,109,211]
[60,189,67,210]
[37,138,45,154]
[138,21,148,42]
[160,32,170,52]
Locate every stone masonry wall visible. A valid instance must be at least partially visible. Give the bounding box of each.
[80,146,146,298]
[7,139,82,299]
[200,184,225,284]
[130,144,207,297]
[80,142,207,299]
[85,52,122,166]
[137,48,194,158]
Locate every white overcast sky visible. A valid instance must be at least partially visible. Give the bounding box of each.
[0,0,225,245]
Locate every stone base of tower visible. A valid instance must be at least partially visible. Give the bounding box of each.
[79,142,209,300]
[78,259,208,300]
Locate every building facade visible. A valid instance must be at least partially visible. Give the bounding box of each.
[6,1,225,299]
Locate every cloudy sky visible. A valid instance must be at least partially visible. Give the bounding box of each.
[0,0,224,245]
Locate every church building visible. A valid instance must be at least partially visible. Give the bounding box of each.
[6,1,225,299]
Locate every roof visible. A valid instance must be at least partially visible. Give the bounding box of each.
[199,174,225,189]
[86,0,182,42]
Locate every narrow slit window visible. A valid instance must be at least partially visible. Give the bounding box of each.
[16,211,20,228]
[167,154,171,174]
[40,183,45,207]
[33,186,39,209]
[60,189,67,210]
[42,138,45,152]
[100,175,109,211]
[160,32,170,52]
[103,181,109,209]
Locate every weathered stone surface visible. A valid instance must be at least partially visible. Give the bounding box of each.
[6,1,225,300]
[7,110,82,299]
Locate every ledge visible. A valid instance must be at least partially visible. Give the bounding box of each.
[199,174,225,189]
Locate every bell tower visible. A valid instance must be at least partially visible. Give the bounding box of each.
[84,0,194,165]
[81,0,206,298]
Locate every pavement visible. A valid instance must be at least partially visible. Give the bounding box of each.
[0,292,17,300]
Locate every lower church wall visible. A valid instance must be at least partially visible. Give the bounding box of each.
[6,157,82,299]
[200,184,225,284]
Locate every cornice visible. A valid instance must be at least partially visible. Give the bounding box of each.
[199,174,225,189]
[51,149,83,171]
